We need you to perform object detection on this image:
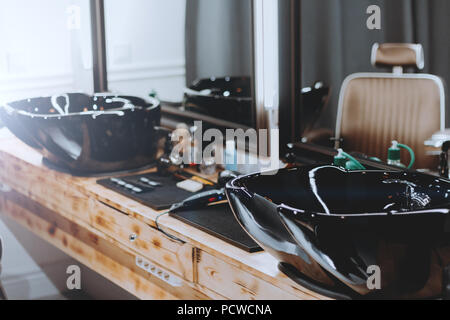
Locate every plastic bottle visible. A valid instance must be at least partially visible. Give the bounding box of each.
[225,140,238,172]
[387,141,406,168]
[333,149,348,168]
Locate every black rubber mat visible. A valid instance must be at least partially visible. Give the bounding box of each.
[98,172,213,210]
[98,173,261,252]
[170,203,262,253]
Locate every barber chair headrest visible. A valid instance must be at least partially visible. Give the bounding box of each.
[371,43,425,71]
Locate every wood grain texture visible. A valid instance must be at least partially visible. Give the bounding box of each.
[0,136,328,300]
[0,190,217,300]
[90,199,195,281]
[197,251,304,300]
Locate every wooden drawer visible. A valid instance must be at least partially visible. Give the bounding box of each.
[90,199,194,281]
[197,251,300,300]
[0,191,215,300]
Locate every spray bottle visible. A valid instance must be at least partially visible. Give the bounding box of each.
[387,141,415,170]
[387,141,405,168]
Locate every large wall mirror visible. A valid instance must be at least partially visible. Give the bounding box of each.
[298,0,450,145]
[103,0,255,130]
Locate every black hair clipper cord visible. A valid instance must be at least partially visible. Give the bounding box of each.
[160,169,259,252]
[169,189,226,213]
[97,165,256,251]
[168,170,238,213]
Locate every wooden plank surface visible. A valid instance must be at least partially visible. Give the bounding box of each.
[0,134,328,300]
[0,190,213,300]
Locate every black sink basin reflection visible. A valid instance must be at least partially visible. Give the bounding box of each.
[226,165,450,299]
[0,93,161,174]
[183,76,253,127]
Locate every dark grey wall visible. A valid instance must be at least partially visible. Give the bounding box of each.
[185,0,252,85]
[301,0,450,129]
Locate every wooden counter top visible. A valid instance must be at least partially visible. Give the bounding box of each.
[0,132,328,300]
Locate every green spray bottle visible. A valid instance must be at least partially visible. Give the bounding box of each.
[387,141,415,169]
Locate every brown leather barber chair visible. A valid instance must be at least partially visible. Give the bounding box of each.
[335,43,446,169]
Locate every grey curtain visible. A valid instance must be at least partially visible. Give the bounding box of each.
[185,0,252,85]
[301,0,450,129]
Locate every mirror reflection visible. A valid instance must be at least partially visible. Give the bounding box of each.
[104,0,254,128]
[299,0,450,171]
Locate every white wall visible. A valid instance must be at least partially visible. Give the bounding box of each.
[0,0,186,299]
[105,0,186,102]
[0,0,94,104]
[0,0,93,300]
[0,0,186,105]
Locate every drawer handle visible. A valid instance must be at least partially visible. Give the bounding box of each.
[129,233,138,242]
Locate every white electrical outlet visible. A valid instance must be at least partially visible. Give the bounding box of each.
[135,256,182,287]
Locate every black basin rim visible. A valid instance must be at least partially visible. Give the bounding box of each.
[2,95,160,119]
[227,166,450,218]
[183,88,253,101]
[184,76,252,101]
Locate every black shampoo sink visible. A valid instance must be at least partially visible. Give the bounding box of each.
[183,76,253,127]
[0,93,161,175]
[226,165,450,299]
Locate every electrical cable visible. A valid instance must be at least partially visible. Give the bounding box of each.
[155,210,185,244]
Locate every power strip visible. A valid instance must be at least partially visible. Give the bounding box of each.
[135,256,182,287]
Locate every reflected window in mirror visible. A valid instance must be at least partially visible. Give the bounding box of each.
[104,0,255,130]
[0,0,93,104]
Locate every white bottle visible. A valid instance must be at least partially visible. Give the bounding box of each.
[225,140,238,172]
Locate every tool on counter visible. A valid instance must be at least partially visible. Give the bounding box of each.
[139,177,162,187]
[191,175,215,186]
[109,178,146,194]
[169,171,238,214]
[176,179,204,193]
[169,189,226,214]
